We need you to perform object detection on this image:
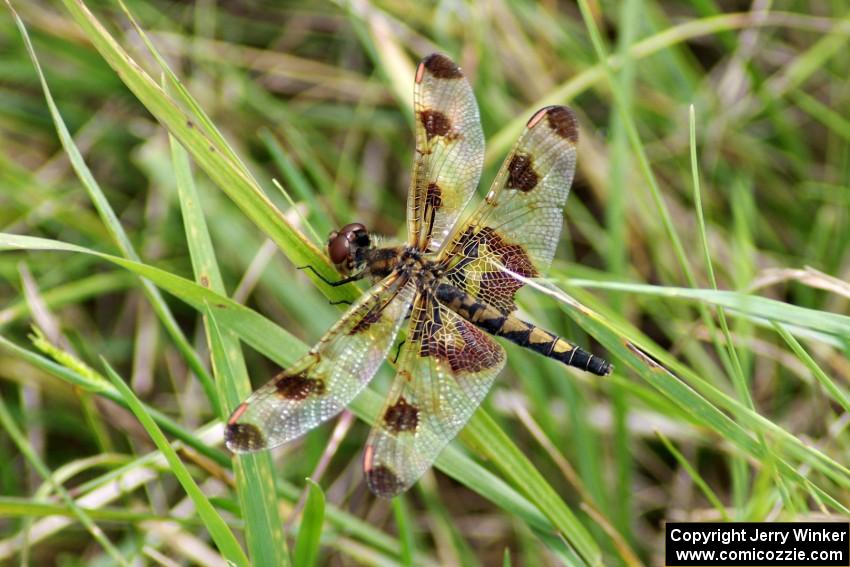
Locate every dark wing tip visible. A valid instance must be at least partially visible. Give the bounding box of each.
[544,105,579,143]
[224,422,266,453]
[365,462,407,498]
[527,105,579,144]
[421,53,463,79]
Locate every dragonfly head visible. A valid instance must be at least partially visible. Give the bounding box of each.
[328,222,371,276]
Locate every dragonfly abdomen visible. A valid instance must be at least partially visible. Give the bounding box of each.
[435,283,612,376]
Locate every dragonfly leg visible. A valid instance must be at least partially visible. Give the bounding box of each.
[297,264,361,287]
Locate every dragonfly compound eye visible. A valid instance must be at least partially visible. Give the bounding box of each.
[328,231,352,265]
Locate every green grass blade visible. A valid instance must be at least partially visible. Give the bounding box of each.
[116,0,251,178]
[170,132,289,566]
[689,104,761,513]
[0,395,130,566]
[773,323,850,414]
[101,360,250,567]
[205,306,291,565]
[0,496,204,526]
[566,279,850,341]
[656,431,730,521]
[391,496,415,567]
[293,479,326,567]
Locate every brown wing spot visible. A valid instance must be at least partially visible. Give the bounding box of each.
[545,106,579,143]
[422,53,463,79]
[384,397,419,433]
[365,464,405,498]
[506,153,538,192]
[224,422,265,452]
[420,109,453,141]
[275,372,326,400]
[426,182,443,209]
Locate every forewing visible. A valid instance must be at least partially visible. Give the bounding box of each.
[225,276,415,452]
[407,53,484,252]
[440,106,579,313]
[363,294,505,498]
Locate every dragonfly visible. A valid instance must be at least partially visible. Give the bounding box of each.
[225,53,612,498]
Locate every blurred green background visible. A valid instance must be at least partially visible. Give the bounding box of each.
[1,1,849,565]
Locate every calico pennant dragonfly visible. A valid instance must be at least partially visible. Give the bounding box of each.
[225,53,612,498]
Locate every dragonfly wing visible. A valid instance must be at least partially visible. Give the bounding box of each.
[408,53,485,252]
[225,275,415,452]
[440,106,579,313]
